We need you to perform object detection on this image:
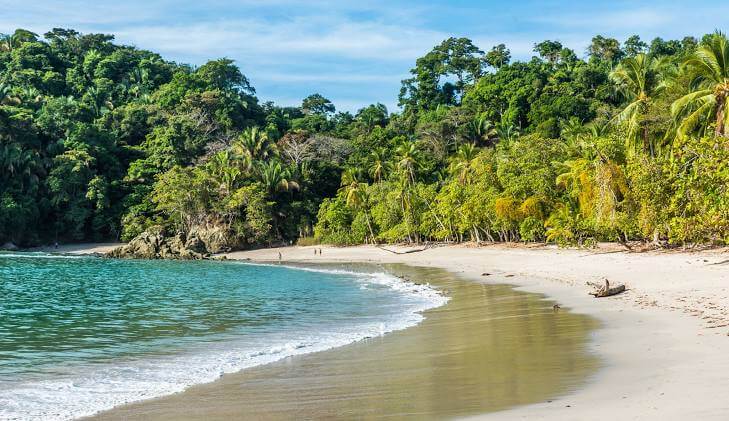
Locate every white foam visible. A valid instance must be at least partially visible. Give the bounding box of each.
[0,252,86,259]
[0,266,448,421]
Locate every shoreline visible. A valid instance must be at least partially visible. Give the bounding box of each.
[226,244,729,419]
[90,262,599,420]
[34,242,729,419]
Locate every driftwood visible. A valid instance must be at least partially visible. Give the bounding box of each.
[588,279,626,298]
[377,245,428,255]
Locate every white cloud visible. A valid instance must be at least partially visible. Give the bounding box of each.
[529,8,671,31]
[110,17,444,64]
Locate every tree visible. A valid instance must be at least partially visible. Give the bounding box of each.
[395,143,422,185]
[196,58,254,94]
[232,126,275,166]
[0,29,38,51]
[610,54,663,153]
[301,93,335,115]
[623,35,648,57]
[355,103,388,132]
[338,168,375,242]
[485,44,511,68]
[534,40,563,64]
[588,35,623,65]
[449,143,479,183]
[367,148,392,183]
[649,37,682,57]
[671,32,729,138]
[257,160,300,195]
[399,37,485,111]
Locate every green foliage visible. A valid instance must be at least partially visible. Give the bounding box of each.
[2,27,729,250]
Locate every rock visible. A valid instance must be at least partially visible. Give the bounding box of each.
[0,242,19,251]
[185,232,207,254]
[107,227,210,260]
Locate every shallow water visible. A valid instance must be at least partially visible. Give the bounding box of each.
[0,254,446,420]
[98,264,600,420]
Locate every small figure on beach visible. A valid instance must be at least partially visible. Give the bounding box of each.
[319,248,322,255]
[278,251,282,262]
[314,249,317,255]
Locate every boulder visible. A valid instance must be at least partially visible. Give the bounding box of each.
[0,242,19,251]
[107,228,210,260]
[185,232,207,254]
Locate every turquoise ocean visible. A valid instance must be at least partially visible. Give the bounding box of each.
[0,253,447,420]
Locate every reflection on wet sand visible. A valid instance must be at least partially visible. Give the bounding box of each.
[94,264,599,420]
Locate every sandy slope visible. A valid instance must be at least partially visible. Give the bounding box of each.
[222,244,729,420]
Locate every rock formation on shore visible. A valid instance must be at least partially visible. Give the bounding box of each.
[107,227,210,260]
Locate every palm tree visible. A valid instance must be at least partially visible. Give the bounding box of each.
[232,127,275,169]
[257,161,299,195]
[340,169,363,207]
[394,142,447,242]
[672,32,729,138]
[339,168,376,242]
[86,86,114,117]
[610,53,663,153]
[0,83,22,106]
[207,151,240,195]
[0,29,38,52]
[470,115,497,145]
[0,140,40,190]
[495,123,520,142]
[394,143,421,185]
[367,148,391,183]
[449,143,479,183]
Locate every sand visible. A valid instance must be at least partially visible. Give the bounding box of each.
[89,264,598,420]
[219,244,729,420]
[29,242,121,255]
[68,243,729,419]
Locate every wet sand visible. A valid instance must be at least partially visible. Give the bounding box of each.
[92,264,598,420]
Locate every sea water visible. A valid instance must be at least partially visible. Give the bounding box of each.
[0,253,447,420]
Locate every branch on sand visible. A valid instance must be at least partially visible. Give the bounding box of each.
[587,279,626,297]
[377,245,429,255]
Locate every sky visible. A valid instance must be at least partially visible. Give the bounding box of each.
[1,0,727,112]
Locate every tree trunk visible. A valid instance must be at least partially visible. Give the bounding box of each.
[715,98,726,137]
[365,212,375,244]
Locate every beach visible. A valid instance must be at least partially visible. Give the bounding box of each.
[88,263,597,420]
[68,243,729,419]
[233,244,729,420]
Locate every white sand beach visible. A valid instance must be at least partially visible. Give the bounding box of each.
[220,244,729,420]
[61,242,729,419]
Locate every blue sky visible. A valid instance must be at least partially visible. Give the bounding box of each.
[1,1,727,112]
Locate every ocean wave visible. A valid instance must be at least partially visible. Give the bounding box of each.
[236,261,448,310]
[0,261,448,421]
[0,252,87,259]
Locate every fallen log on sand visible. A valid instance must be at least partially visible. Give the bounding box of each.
[377,245,428,255]
[588,279,626,298]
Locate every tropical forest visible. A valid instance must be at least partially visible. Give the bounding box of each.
[1,28,728,250]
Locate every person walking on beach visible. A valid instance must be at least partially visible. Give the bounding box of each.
[278,251,282,263]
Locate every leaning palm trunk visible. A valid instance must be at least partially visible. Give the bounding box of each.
[364,212,375,244]
[716,95,726,137]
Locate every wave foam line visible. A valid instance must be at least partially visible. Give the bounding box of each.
[0,263,448,421]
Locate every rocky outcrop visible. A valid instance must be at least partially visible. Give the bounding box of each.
[107,228,210,260]
[0,242,19,251]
